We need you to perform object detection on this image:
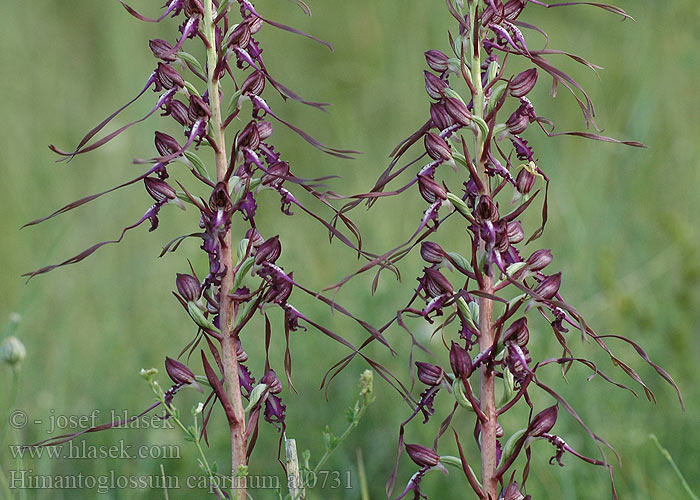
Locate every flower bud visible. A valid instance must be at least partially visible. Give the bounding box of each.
[444,97,472,126]
[506,109,530,135]
[245,228,265,248]
[241,71,266,96]
[528,405,558,437]
[515,168,536,194]
[154,131,181,157]
[183,0,205,17]
[236,340,248,362]
[425,50,450,73]
[430,103,454,132]
[496,422,505,438]
[504,0,526,20]
[261,370,282,394]
[165,357,201,391]
[503,317,529,347]
[422,268,453,298]
[417,175,447,203]
[149,39,176,62]
[449,342,473,377]
[506,221,524,244]
[188,95,212,122]
[162,99,191,127]
[424,132,452,162]
[246,15,263,34]
[509,68,538,98]
[261,161,289,188]
[1,337,26,366]
[416,361,444,386]
[534,273,561,300]
[420,241,447,264]
[176,273,201,302]
[424,71,448,100]
[256,121,273,140]
[144,177,177,203]
[255,236,282,265]
[155,63,184,90]
[500,482,526,500]
[475,195,499,223]
[405,443,441,468]
[526,249,553,272]
[237,121,261,150]
[227,22,252,49]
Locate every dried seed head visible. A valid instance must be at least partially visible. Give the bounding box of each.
[405,443,441,468]
[176,273,202,302]
[416,361,444,386]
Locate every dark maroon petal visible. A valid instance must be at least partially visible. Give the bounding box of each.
[416,361,444,386]
[449,342,473,377]
[176,273,201,302]
[425,50,450,72]
[526,249,553,271]
[405,443,441,468]
[528,405,558,437]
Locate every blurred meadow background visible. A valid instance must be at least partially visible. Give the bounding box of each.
[1,0,699,498]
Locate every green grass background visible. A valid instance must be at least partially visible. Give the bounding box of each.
[1,0,698,498]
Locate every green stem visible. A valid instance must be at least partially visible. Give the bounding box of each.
[467,2,498,498]
[312,405,367,475]
[202,2,247,498]
[649,434,699,500]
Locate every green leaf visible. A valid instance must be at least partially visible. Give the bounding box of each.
[183,151,211,181]
[184,80,201,97]
[177,51,205,76]
[446,251,473,273]
[232,299,257,331]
